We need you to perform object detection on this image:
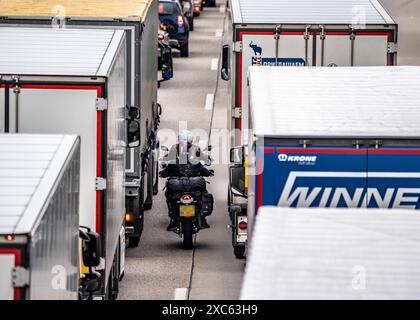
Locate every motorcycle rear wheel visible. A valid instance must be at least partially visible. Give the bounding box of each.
[182,219,194,250]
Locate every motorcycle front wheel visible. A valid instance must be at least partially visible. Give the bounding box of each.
[182,219,194,250]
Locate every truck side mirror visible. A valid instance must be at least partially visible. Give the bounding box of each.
[162,47,174,80]
[230,146,244,165]
[80,229,101,268]
[221,45,231,81]
[128,119,141,148]
[230,166,246,196]
[127,105,140,119]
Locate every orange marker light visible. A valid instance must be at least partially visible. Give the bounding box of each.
[125,213,134,222]
[5,234,14,241]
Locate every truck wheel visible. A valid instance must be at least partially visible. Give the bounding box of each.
[128,236,141,248]
[153,155,159,195]
[234,246,246,259]
[180,42,189,57]
[182,220,194,250]
[144,161,154,210]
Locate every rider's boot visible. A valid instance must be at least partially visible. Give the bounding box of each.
[201,216,210,229]
[167,219,177,231]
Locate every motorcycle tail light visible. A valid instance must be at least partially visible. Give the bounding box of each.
[158,33,165,41]
[182,195,192,201]
[238,221,248,231]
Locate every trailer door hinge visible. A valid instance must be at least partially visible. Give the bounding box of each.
[232,107,242,119]
[12,267,29,288]
[387,42,398,54]
[233,41,243,53]
[95,98,108,111]
[95,177,107,191]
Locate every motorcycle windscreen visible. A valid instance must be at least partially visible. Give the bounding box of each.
[368,148,420,209]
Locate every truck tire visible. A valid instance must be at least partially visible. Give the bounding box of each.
[153,154,159,195]
[180,42,189,57]
[234,246,246,259]
[182,220,194,250]
[144,161,154,211]
[127,179,145,248]
[128,235,141,248]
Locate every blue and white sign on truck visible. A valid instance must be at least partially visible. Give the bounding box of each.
[228,66,420,258]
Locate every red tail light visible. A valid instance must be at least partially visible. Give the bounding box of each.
[158,33,165,41]
[5,234,14,241]
[182,195,192,201]
[238,221,248,230]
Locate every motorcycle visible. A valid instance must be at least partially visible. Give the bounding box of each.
[160,146,214,249]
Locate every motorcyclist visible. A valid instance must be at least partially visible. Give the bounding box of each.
[160,130,214,231]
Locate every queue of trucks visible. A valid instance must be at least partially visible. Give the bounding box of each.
[0,0,166,300]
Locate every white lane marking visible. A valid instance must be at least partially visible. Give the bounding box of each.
[205,93,215,110]
[174,288,189,300]
[211,58,219,71]
[215,29,223,37]
[220,5,226,13]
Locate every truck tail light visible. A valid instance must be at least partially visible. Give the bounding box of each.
[125,212,134,222]
[238,221,247,231]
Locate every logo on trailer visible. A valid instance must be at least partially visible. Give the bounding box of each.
[278,154,317,164]
[277,171,420,209]
[249,41,305,66]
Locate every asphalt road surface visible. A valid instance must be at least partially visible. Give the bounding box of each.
[119,0,420,300]
[119,2,245,300]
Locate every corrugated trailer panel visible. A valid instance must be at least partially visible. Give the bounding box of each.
[248,66,420,139]
[0,28,123,76]
[0,134,80,300]
[230,0,395,24]
[242,207,420,300]
[0,0,153,21]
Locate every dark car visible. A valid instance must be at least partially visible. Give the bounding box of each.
[203,0,216,7]
[159,0,190,57]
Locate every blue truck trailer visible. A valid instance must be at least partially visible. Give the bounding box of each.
[229,66,420,258]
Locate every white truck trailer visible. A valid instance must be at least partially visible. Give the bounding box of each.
[242,207,420,300]
[0,0,163,247]
[0,27,132,299]
[0,134,80,300]
[228,66,420,258]
[222,1,398,251]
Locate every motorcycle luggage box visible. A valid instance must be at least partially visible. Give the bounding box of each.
[166,177,206,195]
[202,192,214,216]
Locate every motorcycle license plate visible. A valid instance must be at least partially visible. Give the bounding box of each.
[180,205,195,217]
